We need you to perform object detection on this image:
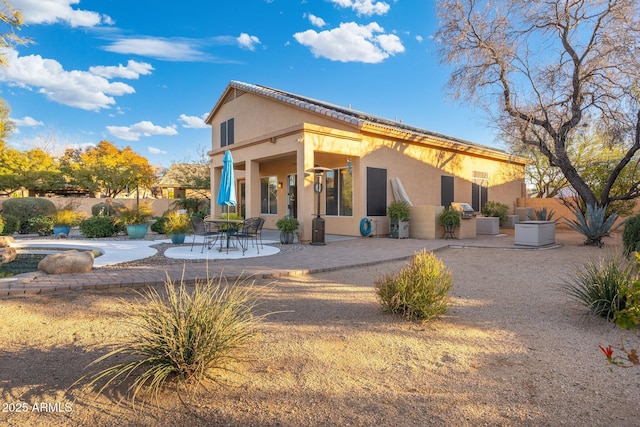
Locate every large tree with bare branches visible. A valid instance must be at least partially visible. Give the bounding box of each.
[436,0,640,208]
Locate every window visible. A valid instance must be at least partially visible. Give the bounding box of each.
[220,118,234,147]
[325,168,353,216]
[260,176,278,215]
[471,171,489,211]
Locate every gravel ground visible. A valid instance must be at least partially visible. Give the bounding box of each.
[0,233,639,426]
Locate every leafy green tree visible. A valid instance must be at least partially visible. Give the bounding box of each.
[436,0,640,209]
[60,141,156,198]
[0,0,30,66]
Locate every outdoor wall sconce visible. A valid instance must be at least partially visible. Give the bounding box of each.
[278,182,283,188]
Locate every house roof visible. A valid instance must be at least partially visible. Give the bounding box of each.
[206,80,525,163]
[157,163,209,188]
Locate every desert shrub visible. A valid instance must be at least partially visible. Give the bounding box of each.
[2,197,56,234]
[375,249,453,322]
[562,254,634,321]
[79,216,119,238]
[27,215,54,236]
[481,201,509,225]
[81,277,263,405]
[0,214,19,236]
[151,216,167,234]
[91,201,125,217]
[623,214,640,256]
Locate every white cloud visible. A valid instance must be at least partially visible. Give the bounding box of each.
[328,0,390,16]
[307,13,327,28]
[293,22,404,63]
[12,0,112,27]
[107,121,178,141]
[89,60,154,79]
[147,146,167,155]
[179,113,209,129]
[0,48,137,111]
[237,33,261,51]
[416,35,424,43]
[12,116,44,127]
[103,37,208,62]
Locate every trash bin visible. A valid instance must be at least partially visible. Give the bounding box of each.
[311,216,325,245]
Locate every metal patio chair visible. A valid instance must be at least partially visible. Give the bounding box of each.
[190,216,220,253]
[235,217,262,255]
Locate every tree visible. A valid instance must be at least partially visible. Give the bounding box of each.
[436,0,640,208]
[60,141,156,198]
[0,0,29,66]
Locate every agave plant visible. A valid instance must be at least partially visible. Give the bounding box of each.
[528,207,556,222]
[564,203,622,246]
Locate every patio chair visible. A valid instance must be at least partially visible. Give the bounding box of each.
[236,217,262,255]
[256,216,266,249]
[190,216,220,253]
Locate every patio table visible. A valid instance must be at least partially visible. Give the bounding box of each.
[205,218,243,253]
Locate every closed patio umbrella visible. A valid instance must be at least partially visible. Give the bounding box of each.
[217,150,236,217]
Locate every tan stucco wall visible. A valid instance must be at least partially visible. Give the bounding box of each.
[208,89,527,240]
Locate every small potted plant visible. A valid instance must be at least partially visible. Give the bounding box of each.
[51,209,78,237]
[478,201,508,235]
[164,210,191,244]
[387,200,410,238]
[116,202,154,239]
[439,207,461,239]
[276,215,299,244]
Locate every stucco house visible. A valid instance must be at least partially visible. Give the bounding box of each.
[205,81,527,241]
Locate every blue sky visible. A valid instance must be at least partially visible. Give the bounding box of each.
[0,0,501,168]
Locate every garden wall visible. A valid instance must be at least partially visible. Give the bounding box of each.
[0,197,171,217]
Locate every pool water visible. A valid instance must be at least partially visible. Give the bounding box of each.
[0,249,102,278]
[0,253,47,277]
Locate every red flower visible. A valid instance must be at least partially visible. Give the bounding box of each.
[599,345,614,361]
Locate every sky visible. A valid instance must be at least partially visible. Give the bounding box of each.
[0,0,502,169]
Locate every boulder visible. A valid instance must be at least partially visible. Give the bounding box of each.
[38,250,94,275]
[0,236,15,248]
[0,247,16,264]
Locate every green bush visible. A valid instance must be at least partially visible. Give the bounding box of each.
[151,216,167,234]
[481,201,509,226]
[0,216,3,235]
[28,215,54,236]
[79,216,119,238]
[91,201,125,217]
[623,214,640,256]
[562,254,634,321]
[81,277,263,405]
[0,214,19,236]
[375,249,453,322]
[2,197,57,234]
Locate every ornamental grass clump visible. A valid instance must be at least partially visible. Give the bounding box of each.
[375,249,453,322]
[562,254,634,321]
[80,276,263,405]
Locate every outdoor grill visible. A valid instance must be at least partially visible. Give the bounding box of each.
[451,202,475,219]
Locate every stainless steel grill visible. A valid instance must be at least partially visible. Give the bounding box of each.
[451,202,475,219]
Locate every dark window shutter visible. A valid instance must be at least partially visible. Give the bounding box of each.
[366,167,387,216]
[227,118,234,145]
[220,122,227,147]
[441,176,454,208]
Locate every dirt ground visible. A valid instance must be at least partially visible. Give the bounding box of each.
[1,237,639,426]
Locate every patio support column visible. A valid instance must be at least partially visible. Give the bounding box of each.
[245,159,260,219]
[298,139,316,242]
[211,162,222,217]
